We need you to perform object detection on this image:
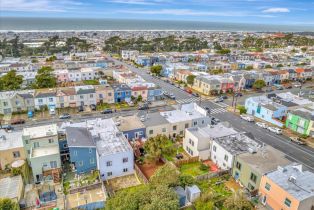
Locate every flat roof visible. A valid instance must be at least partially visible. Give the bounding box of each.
[266,163,314,201]
[96,132,132,156]
[0,175,22,199]
[23,124,58,139]
[139,112,169,127]
[0,130,23,151]
[237,145,291,175]
[32,145,59,158]
[114,115,145,132]
[187,123,238,139]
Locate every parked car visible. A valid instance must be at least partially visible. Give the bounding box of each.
[138,104,149,110]
[275,86,284,90]
[59,113,71,119]
[293,83,302,88]
[267,127,282,135]
[240,114,254,122]
[11,119,25,125]
[221,95,228,99]
[0,124,13,131]
[211,117,220,125]
[285,85,292,89]
[168,94,176,100]
[255,122,267,129]
[192,93,200,97]
[101,109,113,114]
[90,104,97,111]
[214,97,223,103]
[289,137,306,145]
[235,92,243,97]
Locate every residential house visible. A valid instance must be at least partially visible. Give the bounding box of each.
[140,112,170,139]
[0,91,35,115]
[210,133,260,170]
[0,130,26,170]
[286,107,314,137]
[22,124,61,182]
[245,96,287,127]
[74,85,97,107]
[65,127,97,174]
[34,89,57,110]
[193,77,221,95]
[121,50,139,61]
[112,84,132,103]
[131,86,148,101]
[259,163,314,210]
[114,115,146,140]
[183,123,238,160]
[232,146,291,193]
[95,85,114,104]
[56,87,77,108]
[55,69,69,83]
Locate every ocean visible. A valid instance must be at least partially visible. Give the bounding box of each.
[0,17,314,32]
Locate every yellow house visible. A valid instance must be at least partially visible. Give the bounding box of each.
[0,130,26,170]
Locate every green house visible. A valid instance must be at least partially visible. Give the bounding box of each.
[232,146,291,193]
[286,108,314,137]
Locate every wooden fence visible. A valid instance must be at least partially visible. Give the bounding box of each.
[195,169,230,181]
[134,164,149,184]
[174,156,199,167]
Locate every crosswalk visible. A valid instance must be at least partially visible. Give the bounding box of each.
[176,97,200,104]
[210,107,227,115]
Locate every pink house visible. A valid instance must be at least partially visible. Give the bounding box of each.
[219,78,234,93]
[55,69,70,83]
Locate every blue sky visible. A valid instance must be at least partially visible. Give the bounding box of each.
[1,0,314,25]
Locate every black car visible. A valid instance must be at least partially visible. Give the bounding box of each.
[211,117,220,125]
[221,95,228,99]
[101,109,113,114]
[90,104,97,111]
[235,93,243,97]
[138,105,149,110]
[0,124,13,131]
[59,113,71,119]
[192,93,200,97]
[77,106,84,112]
[285,85,292,89]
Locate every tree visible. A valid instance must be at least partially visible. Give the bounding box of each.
[150,163,179,188]
[0,198,19,210]
[265,64,272,69]
[144,135,170,163]
[245,66,253,70]
[186,75,196,87]
[137,95,143,102]
[217,48,231,55]
[237,105,247,114]
[34,66,57,88]
[179,175,195,188]
[277,64,284,68]
[253,80,266,90]
[0,70,23,91]
[150,65,162,76]
[223,191,253,210]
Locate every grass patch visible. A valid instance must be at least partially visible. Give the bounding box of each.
[83,79,100,85]
[180,162,209,177]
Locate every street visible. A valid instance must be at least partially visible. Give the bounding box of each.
[111,57,314,172]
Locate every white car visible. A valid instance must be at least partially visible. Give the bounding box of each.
[240,114,254,122]
[256,122,267,129]
[267,127,282,135]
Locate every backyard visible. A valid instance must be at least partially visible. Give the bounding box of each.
[179,161,210,177]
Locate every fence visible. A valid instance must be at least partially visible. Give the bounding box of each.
[134,163,149,184]
[174,156,199,167]
[195,169,230,181]
[69,182,102,194]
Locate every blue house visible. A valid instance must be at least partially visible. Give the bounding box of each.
[147,86,163,101]
[245,96,287,127]
[66,127,97,174]
[114,115,146,141]
[95,60,108,68]
[136,56,150,66]
[243,73,257,89]
[112,84,132,103]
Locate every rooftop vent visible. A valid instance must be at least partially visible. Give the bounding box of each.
[0,135,6,141]
[288,176,297,184]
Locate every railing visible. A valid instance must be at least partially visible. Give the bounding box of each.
[195,169,230,181]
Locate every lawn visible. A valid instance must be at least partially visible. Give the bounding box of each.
[83,79,100,85]
[179,162,209,177]
[162,139,183,161]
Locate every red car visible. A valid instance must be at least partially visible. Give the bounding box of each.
[11,119,25,125]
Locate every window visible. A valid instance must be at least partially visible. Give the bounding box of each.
[49,98,53,102]
[236,162,242,170]
[248,183,255,191]
[284,198,291,207]
[90,94,93,98]
[123,168,128,172]
[185,123,189,128]
[63,144,68,148]
[213,145,217,152]
[193,121,197,126]
[265,183,271,191]
[173,125,177,131]
[70,96,74,100]
[106,161,112,166]
[80,95,83,99]
[107,172,112,176]
[224,155,229,161]
[162,128,166,132]
[50,161,57,168]
[90,158,95,164]
[27,150,30,155]
[48,139,54,143]
[123,158,128,163]
[89,148,93,153]
[108,92,112,96]
[25,140,29,144]
[149,130,153,135]
[33,142,39,148]
[250,173,257,183]
[3,102,8,106]
[13,151,20,158]
[189,139,194,146]
[38,99,43,103]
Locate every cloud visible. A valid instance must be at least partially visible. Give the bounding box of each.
[0,0,83,12]
[119,9,275,17]
[106,0,166,5]
[262,7,290,13]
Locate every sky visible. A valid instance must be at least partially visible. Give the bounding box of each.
[1,0,314,25]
